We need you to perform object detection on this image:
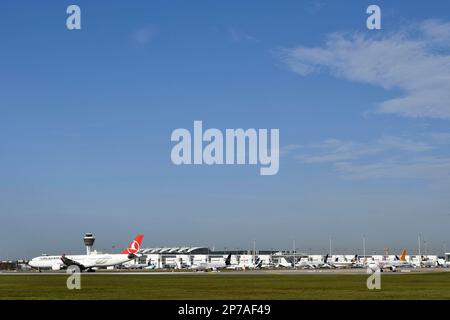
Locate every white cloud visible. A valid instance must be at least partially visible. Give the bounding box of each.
[295,136,432,164]
[420,20,450,46]
[291,135,450,180]
[377,136,432,152]
[296,139,384,163]
[335,157,450,180]
[281,21,450,119]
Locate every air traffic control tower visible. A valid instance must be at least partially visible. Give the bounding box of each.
[83,233,95,255]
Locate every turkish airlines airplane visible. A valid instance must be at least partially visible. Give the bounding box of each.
[28,234,144,272]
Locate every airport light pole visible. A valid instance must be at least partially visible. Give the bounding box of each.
[363,235,366,261]
[418,233,422,266]
[253,239,256,264]
[329,236,332,258]
[293,240,296,269]
[418,233,422,256]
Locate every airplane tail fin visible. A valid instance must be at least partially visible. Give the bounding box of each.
[400,248,407,262]
[324,254,329,263]
[175,258,182,269]
[121,234,144,254]
[225,254,232,266]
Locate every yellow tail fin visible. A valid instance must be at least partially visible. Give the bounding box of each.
[400,248,407,261]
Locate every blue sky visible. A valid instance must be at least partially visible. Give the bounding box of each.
[1,1,450,258]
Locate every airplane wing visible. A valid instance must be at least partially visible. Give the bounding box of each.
[60,255,86,270]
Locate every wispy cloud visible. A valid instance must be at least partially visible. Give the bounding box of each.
[295,136,432,164]
[290,134,450,180]
[335,157,450,180]
[295,139,384,163]
[281,20,450,119]
[420,20,450,46]
[132,26,157,45]
[229,28,258,43]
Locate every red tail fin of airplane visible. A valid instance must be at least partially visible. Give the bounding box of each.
[121,234,144,254]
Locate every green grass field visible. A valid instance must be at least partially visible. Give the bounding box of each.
[1,273,449,300]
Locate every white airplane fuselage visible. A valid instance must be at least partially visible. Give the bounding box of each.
[368,259,413,271]
[29,253,133,270]
[191,260,228,271]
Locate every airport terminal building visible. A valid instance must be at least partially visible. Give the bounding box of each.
[123,246,450,269]
[126,247,279,269]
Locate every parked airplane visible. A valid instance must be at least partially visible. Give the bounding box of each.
[191,254,232,272]
[420,256,440,268]
[436,258,450,268]
[175,257,192,269]
[28,234,144,272]
[367,249,413,271]
[227,256,263,270]
[260,261,275,268]
[277,257,294,268]
[331,255,360,268]
[295,254,331,269]
[241,257,263,270]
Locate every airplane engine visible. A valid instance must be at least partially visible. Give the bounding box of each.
[368,263,379,273]
[51,264,62,271]
[390,266,397,272]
